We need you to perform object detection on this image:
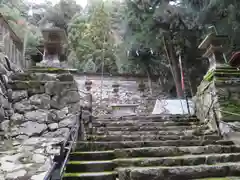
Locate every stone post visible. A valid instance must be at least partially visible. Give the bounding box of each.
[85,79,92,92]
[112,82,119,103]
[198,33,229,71]
[84,79,93,135]
[138,80,146,97]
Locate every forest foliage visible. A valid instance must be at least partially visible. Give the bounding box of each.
[1,0,240,93]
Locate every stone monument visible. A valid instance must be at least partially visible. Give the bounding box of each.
[37,27,67,68]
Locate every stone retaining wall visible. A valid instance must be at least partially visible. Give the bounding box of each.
[0,54,81,179]
[194,66,240,139]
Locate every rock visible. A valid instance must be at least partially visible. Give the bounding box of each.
[32,154,46,164]
[11,90,28,103]
[13,121,47,137]
[0,80,7,94]
[50,95,64,110]
[14,99,34,114]
[5,109,14,117]
[45,145,60,155]
[24,110,49,123]
[37,157,52,172]
[45,81,78,96]
[59,115,77,128]
[0,95,10,109]
[1,120,9,132]
[43,128,69,138]
[5,169,27,179]
[60,91,80,104]
[53,107,69,121]
[31,172,47,180]
[0,62,8,74]
[57,73,74,81]
[48,123,58,130]
[0,161,24,172]
[11,113,24,122]
[34,73,57,81]
[29,94,50,109]
[15,135,29,140]
[68,102,81,113]
[0,106,5,120]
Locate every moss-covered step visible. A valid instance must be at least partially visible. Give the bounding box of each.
[66,160,116,173]
[9,72,58,81]
[97,115,199,122]
[87,134,222,142]
[196,177,240,180]
[63,171,116,180]
[94,129,205,136]
[69,151,115,161]
[96,125,208,132]
[114,153,240,167]
[117,163,240,180]
[8,80,46,91]
[94,120,200,127]
[76,140,234,151]
[27,67,75,74]
[114,145,240,158]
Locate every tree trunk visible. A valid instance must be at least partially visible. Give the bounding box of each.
[163,35,183,98]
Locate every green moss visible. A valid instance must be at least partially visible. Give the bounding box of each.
[196,178,240,180]
[68,160,113,164]
[71,150,114,154]
[220,99,240,115]
[204,70,214,81]
[203,66,240,82]
[63,171,116,177]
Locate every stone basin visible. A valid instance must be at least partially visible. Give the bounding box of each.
[111,104,139,117]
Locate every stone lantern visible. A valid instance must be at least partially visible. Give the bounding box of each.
[198,33,229,71]
[112,82,120,94]
[37,27,68,68]
[138,80,146,97]
[85,79,92,91]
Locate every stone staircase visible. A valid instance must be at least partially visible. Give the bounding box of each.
[63,114,240,180]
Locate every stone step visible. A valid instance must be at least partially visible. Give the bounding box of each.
[196,177,240,180]
[69,151,115,161]
[114,145,240,158]
[87,134,221,141]
[117,162,240,179]
[94,120,200,127]
[8,80,46,91]
[97,116,199,122]
[114,153,240,167]
[63,171,116,180]
[76,140,234,151]
[96,125,208,132]
[94,129,206,136]
[66,160,115,173]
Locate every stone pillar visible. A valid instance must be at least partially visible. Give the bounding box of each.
[138,80,146,97]
[84,79,92,110]
[85,79,92,92]
[112,82,119,104]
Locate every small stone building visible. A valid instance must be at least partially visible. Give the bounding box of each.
[0,13,29,69]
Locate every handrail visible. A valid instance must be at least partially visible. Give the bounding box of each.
[43,162,57,180]
[44,88,93,180]
[43,105,88,180]
[198,90,240,135]
[60,124,79,176]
